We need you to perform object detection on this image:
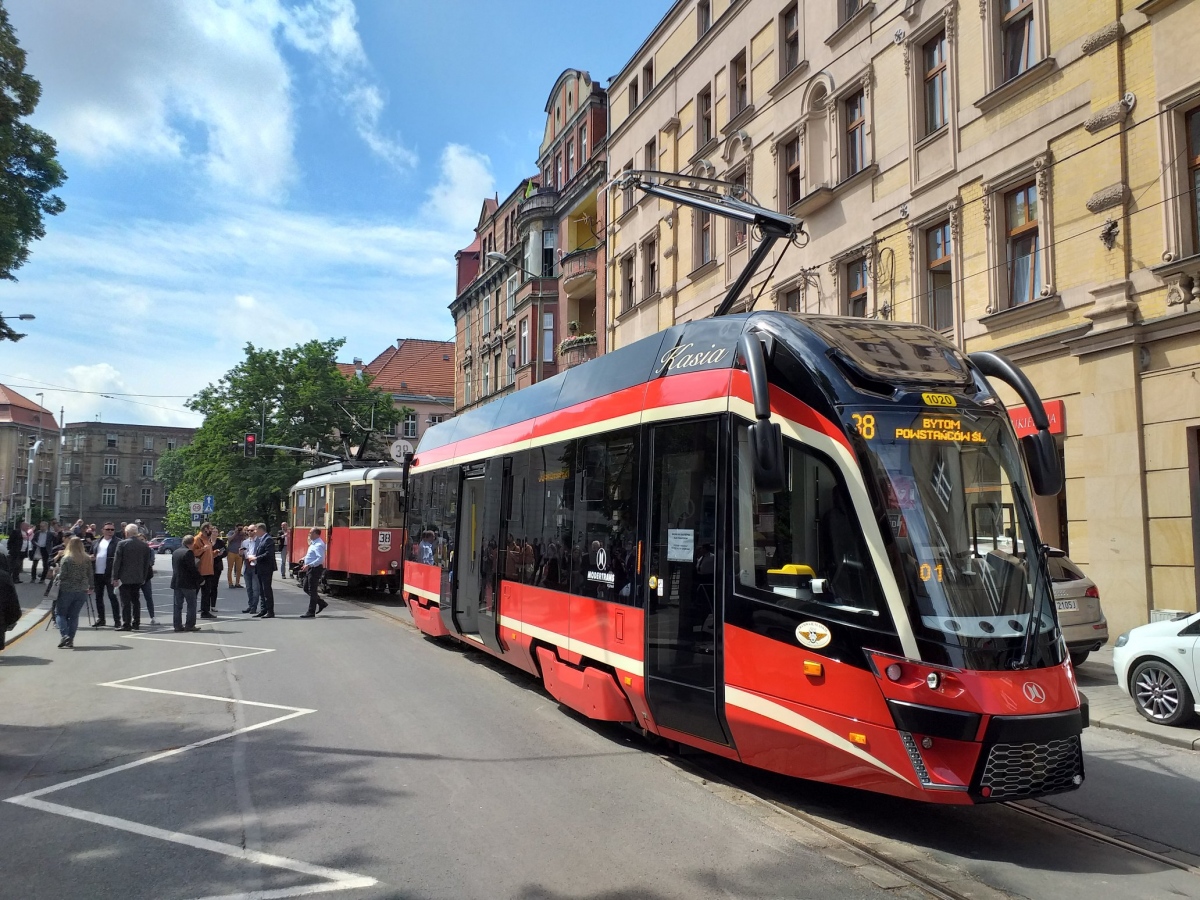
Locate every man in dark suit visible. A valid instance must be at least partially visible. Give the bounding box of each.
[170,535,203,632]
[111,524,154,631]
[247,522,276,618]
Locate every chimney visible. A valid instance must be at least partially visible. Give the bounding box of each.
[353,357,363,379]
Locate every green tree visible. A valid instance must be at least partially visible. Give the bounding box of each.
[158,339,402,535]
[0,2,66,317]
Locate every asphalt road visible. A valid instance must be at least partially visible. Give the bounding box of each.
[1,574,905,900]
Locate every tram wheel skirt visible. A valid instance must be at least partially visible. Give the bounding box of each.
[536,647,636,723]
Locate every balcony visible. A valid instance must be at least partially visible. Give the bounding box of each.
[560,246,598,300]
[557,333,597,370]
[515,188,559,230]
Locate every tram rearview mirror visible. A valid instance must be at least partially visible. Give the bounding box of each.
[1021,429,1063,497]
[750,420,785,494]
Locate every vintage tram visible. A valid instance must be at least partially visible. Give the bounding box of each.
[286,462,406,593]
[401,310,1085,805]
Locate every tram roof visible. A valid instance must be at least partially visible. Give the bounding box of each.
[291,464,406,490]
[416,312,973,457]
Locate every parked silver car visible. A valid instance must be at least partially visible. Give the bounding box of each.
[1048,553,1108,667]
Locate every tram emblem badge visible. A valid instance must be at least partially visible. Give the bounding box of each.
[795,621,832,649]
[1022,682,1046,703]
[378,531,392,552]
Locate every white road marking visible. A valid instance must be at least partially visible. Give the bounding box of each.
[5,634,378,899]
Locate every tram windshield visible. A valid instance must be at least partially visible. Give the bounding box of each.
[852,406,1062,670]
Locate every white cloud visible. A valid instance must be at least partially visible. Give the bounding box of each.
[422,144,496,233]
[9,0,416,201]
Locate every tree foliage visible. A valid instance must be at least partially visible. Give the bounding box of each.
[0,2,66,302]
[158,339,404,535]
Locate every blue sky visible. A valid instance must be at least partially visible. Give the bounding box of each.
[2,0,669,427]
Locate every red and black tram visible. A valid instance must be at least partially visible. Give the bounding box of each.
[402,310,1085,805]
[287,463,406,593]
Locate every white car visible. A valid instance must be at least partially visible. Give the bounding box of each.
[1112,611,1200,727]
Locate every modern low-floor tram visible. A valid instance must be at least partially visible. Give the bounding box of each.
[403,310,1085,804]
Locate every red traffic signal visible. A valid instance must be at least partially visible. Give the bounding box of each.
[244,433,257,458]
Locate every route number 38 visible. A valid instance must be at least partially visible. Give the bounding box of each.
[851,413,876,440]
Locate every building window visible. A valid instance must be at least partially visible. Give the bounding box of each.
[642,61,654,95]
[580,122,588,161]
[782,4,800,77]
[644,238,658,296]
[104,457,118,476]
[141,488,152,506]
[1187,108,1200,249]
[404,413,418,438]
[102,487,116,507]
[1005,181,1040,307]
[644,136,657,171]
[622,161,635,213]
[847,258,868,316]
[519,319,529,367]
[698,86,713,146]
[506,273,518,317]
[542,229,556,277]
[482,356,491,395]
[543,312,555,363]
[926,221,953,330]
[72,461,80,475]
[845,89,866,176]
[698,0,711,36]
[784,136,802,208]
[697,210,713,267]
[167,439,176,451]
[841,0,862,24]
[430,414,445,426]
[72,433,83,450]
[465,370,473,405]
[493,354,501,392]
[730,170,748,247]
[1002,0,1037,81]
[141,460,154,477]
[482,296,491,334]
[143,436,154,450]
[566,139,574,180]
[621,254,635,311]
[464,309,472,347]
[555,152,563,188]
[782,287,802,312]
[730,51,748,116]
[629,79,639,112]
[106,433,118,448]
[924,31,948,135]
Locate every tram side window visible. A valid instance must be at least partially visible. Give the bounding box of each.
[332,485,351,528]
[290,492,300,528]
[377,482,405,528]
[733,422,885,619]
[407,470,457,570]
[351,484,373,527]
[572,428,639,604]
[499,456,534,585]
[315,486,327,527]
[524,441,574,593]
[306,488,317,528]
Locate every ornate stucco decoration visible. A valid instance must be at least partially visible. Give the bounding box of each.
[1081,21,1123,56]
[1084,93,1136,134]
[1085,183,1129,214]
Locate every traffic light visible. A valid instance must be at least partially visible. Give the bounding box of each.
[244,433,257,458]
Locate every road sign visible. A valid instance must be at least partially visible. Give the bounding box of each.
[202,495,215,514]
[191,513,202,526]
[389,439,414,463]
[190,502,203,515]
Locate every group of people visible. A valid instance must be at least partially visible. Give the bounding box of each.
[4,517,153,584]
[168,522,282,631]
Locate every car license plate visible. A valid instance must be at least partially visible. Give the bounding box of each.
[1056,599,1079,612]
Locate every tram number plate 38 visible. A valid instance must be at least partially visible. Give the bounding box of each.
[378,531,392,552]
[1055,599,1078,612]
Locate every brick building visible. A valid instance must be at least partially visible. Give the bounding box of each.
[341,338,455,448]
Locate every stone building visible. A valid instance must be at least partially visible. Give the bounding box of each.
[0,385,59,525]
[605,0,1200,635]
[58,421,196,534]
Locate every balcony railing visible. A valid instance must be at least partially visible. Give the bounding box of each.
[561,246,598,286]
[557,333,597,370]
[516,188,560,229]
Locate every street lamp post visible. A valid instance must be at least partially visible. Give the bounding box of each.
[0,312,36,342]
[485,252,551,388]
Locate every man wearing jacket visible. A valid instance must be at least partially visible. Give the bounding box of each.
[91,522,121,627]
[170,535,203,632]
[111,524,154,631]
[246,523,276,618]
[6,521,26,583]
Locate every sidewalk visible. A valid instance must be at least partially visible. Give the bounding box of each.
[2,576,57,650]
[1076,647,1200,751]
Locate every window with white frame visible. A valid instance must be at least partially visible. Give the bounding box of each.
[696,210,713,268]
[519,319,529,367]
[846,258,868,316]
[1001,0,1037,82]
[729,169,748,247]
[642,61,654,96]
[697,0,711,37]
[494,354,502,390]
[781,4,801,78]
[698,86,714,146]
[542,229,556,277]
[844,89,866,177]
[621,253,635,311]
[464,308,472,346]
[784,136,802,208]
[430,414,445,426]
[555,152,563,188]
[102,487,116,506]
[482,296,491,334]
[107,433,118,448]
[644,237,658,296]
[730,51,749,117]
[622,161,635,213]
[404,412,418,438]
[925,221,954,330]
[629,78,640,112]
[924,31,948,136]
[104,457,118,476]
[167,438,176,451]
[465,370,473,405]
[580,122,588,161]
[141,487,152,506]
[1005,182,1040,307]
[482,360,491,396]
[143,436,154,450]
[543,312,555,363]
[644,136,657,171]
[506,273,518,317]
[566,139,574,180]
[141,460,154,477]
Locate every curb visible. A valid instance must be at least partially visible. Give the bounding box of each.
[4,600,53,647]
[1089,715,1200,751]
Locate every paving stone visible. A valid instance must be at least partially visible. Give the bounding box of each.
[854,864,912,891]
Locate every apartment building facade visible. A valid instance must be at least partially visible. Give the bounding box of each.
[0,386,59,525]
[343,338,455,448]
[606,0,1200,636]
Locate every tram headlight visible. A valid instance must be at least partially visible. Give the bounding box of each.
[885,664,903,682]
[390,560,400,569]
[925,672,942,690]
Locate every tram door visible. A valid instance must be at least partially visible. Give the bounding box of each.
[644,418,729,746]
[453,473,485,637]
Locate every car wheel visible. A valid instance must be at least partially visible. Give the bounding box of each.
[1130,659,1196,727]
[1069,650,1090,668]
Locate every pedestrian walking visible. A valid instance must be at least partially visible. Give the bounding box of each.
[29,521,51,583]
[193,523,218,619]
[53,537,93,649]
[170,535,202,632]
[137,533,158,625]
[299,527,328,618]
[91,523,121,628]
[246,523,276,618]
[6,520,27,583]
[226,525,245,588]
[111,524,154,631]
[0,555,22,653]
